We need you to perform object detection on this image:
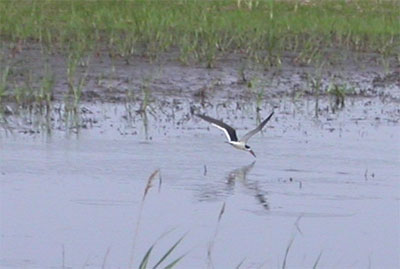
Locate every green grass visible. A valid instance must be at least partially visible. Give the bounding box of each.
[138,235,186,269]
[0,61,54,107]
[0,0,398,66]
[0,64,9,103]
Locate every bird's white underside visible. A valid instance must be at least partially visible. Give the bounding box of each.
[210,123,247,150]
[211,123,232,142]
[228,141,247,150]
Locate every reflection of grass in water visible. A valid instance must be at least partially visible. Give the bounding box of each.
[63,104,82,135]
[124,86,136,126]
[1,1,398,67]
[123,85,153,140]
[137,77,158,140]
[282,236,295,269]
[207,202,226,268]
[0,102,86,137]
[306,61,325,118]
[312,251,323,269]
[141,110,149,140]
[327,82,354,110]
[281,235,323,269]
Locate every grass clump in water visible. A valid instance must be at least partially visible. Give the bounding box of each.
[0,65,9,104]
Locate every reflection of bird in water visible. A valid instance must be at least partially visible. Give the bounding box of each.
[226,161,269,210]
[195,112,274,157]
[227,161,256,186]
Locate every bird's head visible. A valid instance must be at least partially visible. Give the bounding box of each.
[245,145,256,158]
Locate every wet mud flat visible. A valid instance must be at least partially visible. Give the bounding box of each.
[1,44,400,102]
[1,48,400,268]
[1,45,399,134]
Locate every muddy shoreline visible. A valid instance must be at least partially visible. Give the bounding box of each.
[1,45,400,136]
[2,44,400,102]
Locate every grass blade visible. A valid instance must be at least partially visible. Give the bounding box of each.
[152,235,185,269]
[139,244,155,269]
[101,246,111,269]
[312,251,323,269]
[235,258,246,269]
[163,253,186,269]
[282,237,295,269]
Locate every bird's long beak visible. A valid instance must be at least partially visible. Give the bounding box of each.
[249,149,256,158]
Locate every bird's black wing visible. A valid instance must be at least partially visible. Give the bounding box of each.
[195,114,238,142]
[240,111,274,143]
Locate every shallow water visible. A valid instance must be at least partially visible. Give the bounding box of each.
[1,97,399,268]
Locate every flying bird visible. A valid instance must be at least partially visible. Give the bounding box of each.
[195,112,274,157]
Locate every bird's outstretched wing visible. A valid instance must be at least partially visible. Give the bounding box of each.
[240,111,274,143]
[195,114,238,142]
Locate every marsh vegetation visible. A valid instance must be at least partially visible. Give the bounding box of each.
[1,1,399,268]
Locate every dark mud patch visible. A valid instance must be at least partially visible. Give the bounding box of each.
[1,44,400,105]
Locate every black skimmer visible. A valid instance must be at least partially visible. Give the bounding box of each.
[195,111,274,157]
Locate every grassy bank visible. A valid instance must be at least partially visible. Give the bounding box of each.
[1,0,399,66]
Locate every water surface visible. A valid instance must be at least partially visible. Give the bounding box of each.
[1,98,399,268]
